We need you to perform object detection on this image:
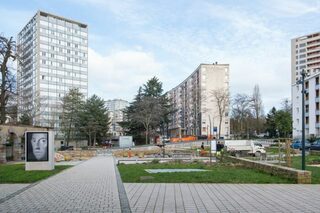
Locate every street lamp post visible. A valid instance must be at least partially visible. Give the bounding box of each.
[297,69,307,170]
[208,115,212,164]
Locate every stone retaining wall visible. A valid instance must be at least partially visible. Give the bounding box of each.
[57,150,96,161]
[226,156,311,184]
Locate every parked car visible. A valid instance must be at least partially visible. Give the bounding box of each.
[310,141,320,151]
[290,140,311,150]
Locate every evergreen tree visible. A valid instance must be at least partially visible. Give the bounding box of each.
[19,113,31,125]
[265,107,277,138]
[60,88,84,147]
[79,95,110,146]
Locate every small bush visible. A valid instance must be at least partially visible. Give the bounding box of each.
[151,159,160,164]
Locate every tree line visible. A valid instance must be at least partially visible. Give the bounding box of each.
[230,85,292,139]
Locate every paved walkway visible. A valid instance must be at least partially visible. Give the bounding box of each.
[0,184,30,200]
[0,156,121,213]
[125,183,320,213]
[2,156,320,213]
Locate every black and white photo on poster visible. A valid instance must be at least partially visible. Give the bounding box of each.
[26,132,49,161]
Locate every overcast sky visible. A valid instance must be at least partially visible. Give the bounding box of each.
[2,0,320,112]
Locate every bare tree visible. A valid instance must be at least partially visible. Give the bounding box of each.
[210,88,229,139]
[132,96,161,144]
[251,85,264,134]
[281,98,292,114]
[0,36,17,124]
[231,94,252,138]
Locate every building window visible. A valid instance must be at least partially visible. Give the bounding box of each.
[305,93,309,101]
[305,81,309,89]
[316,77,319,85]
[67,42,70,47]
[67,57,70,61]
[306,104,309,113]
[317,102,320,110]
[317,115,320,123]
[306,116,309,124]
[75,44,78,48]
[42,75,45,80]
[317,90,319,98]
[42,60,46,64]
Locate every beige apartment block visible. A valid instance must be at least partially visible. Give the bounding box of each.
[292,32,320,138]
[168,63,230,139]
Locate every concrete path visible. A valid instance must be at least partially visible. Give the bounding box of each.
[125,183,320,213]
[0,156,122,213]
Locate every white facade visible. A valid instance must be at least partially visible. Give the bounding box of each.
[167,63,230,139]
[17,11,88,136]
[292,32,320,138]
[106,99,129,136]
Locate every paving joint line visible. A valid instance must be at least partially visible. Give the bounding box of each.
[113,156,132,213]
[0,160,81,205]
[0,182,39,205]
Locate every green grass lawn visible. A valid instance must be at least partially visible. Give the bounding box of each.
[0,164,71,183]
[266,147,281,155]
[118,162,294,183]
[291,155,320,184]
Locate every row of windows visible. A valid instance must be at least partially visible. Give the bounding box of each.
[40,76,87,84]
[40,42,86,52]
[40,67,87,73]
[41,58,87,66]
[40,70,87,79]
[39,17,86,32]
[41,51,86,59]
[40,35,87,47]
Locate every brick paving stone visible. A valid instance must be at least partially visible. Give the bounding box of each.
[124,183,320,213]
[0,184,30,200]
[0,156,121,213]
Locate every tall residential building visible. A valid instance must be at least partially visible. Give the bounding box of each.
[292,32,320,138]
[17,11,88,135]
[106,99,129,136]
[167,63,230,139]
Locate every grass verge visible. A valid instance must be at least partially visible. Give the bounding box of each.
[0,164,71,183]
[118,162,294,183]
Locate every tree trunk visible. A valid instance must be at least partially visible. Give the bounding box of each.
[219,117,222,139]
[0,56,8,124]
[88,133,91,147]
[93,132,96,147]
[145,128,148,145]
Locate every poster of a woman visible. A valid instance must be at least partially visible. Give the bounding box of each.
[26,132,49,161]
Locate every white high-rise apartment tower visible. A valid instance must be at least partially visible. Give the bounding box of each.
[168,63,230,139]
[106,99,129,136]
[292,32,320,138]
[17,11,88,135]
